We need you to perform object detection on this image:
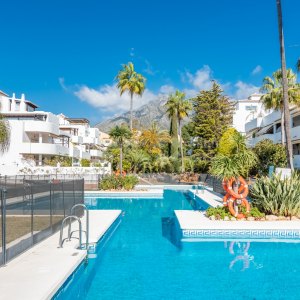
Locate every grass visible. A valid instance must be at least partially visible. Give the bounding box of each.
[0,215,64,245]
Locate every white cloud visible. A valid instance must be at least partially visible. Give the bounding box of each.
[74,84,156,113]
[234,81,259,99]
[251,65,262,75]
[186,65,213,90]
[159,85,176,94]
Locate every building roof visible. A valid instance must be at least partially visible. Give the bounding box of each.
[0,90,8,97]
[25,100,39,108]
[66,118,90,124]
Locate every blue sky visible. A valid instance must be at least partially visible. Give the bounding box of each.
[1,0,299,124]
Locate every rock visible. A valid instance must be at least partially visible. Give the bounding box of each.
[278,216,287,221]
[291,216,300,221]
[230,217,237,221]
[238,218,246,221]
[265,215,279,221]
[224,216,230,221]
[209,215,216,221]
[247,217,255,221]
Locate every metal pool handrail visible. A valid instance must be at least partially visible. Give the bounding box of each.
[59,216,82,248]
[69,204,89,249]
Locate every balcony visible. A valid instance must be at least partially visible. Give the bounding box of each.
[291,126,300,141]
[69,147,80,158]
[83,136,96,144]
[89,149,102,157]
[71,135,83,144]
[80,151,91,160]
[24,121,59,136]
[245,118,259,133]
[20,143,69,156]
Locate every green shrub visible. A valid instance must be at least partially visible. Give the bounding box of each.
[252,139,287,175]
[206,206,232,220]
[81,159,91,167]
[206,204,264,220]
[250,173,300,217]
[99,174,139,190]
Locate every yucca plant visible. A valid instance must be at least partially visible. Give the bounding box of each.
[250,173,300,217]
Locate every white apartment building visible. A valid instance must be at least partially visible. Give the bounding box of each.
[245,105,300,169]
[232,93,264,134]
[0,90,112,170]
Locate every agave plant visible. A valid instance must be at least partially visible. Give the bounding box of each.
[250,173,300,217]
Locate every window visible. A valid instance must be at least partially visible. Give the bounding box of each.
[15,101,20,111]
[245,105,257,111]
[292,115,300,128]
[293,143,300,155]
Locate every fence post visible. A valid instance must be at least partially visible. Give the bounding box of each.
[49,183,53,228]
[30,184,34,242]
[62,181,65,218]
[82,179,84,203]
[1,189,7,266]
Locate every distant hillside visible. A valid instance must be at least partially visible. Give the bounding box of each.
[95,97,171,133]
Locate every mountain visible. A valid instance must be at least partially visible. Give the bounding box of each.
[95,97,171,133]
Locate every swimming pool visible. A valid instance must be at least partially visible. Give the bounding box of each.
[54,190,300,300]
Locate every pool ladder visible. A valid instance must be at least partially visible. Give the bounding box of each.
[59,204,89,249]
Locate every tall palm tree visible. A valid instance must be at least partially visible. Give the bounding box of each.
[165,93,179,158]
[139,123,170,155]
[276,0,294,169]
[260,69,300,145]
[176,92,192,172]
[109,125,132,174]
[165,91,191,172]
[116,62,146,132]
[296,58,300,73]
[0,114,10,153]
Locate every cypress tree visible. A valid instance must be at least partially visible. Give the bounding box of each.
[190,82,233,161]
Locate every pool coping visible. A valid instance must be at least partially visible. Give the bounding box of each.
[0,210,121,300]
[176,189,300,240]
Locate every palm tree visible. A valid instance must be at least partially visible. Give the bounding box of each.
[164,94,179,158]
[109,125,132,174]
[126,149,149,173]
[276,0,294,169]
[260,69,300,145]
[176,92,192,173]
[165,91,191,172]
[139,123,170,155]
[296,58,300,73]
[0,115,10,153]
[116,62,146,132]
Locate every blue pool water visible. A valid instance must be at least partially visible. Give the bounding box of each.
[54,190,300,300]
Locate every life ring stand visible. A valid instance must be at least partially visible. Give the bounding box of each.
[228,198,250,219]
[227,176,249,199]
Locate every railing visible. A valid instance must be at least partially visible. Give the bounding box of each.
[69,204,89,249]
[0,178,84,266]
[59,216,82,248]
[0,174,103,190]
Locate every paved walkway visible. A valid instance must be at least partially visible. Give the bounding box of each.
[0,210,121,300]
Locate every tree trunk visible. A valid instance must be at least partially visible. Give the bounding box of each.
[119,143,123,174]
[276,0,294,170]
[179,119,184,173]
[130,93,133,132]
[280,111,285,145]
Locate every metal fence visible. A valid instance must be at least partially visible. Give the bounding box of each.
[0,174,102,190]
[199,174,226,195]
[0,178,84,266]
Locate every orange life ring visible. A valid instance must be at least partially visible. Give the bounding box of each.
[227,176,249,199]
[228,198,250,219]
[223,193,231,206]
[115,170,126,176]
[223,182,244,207]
